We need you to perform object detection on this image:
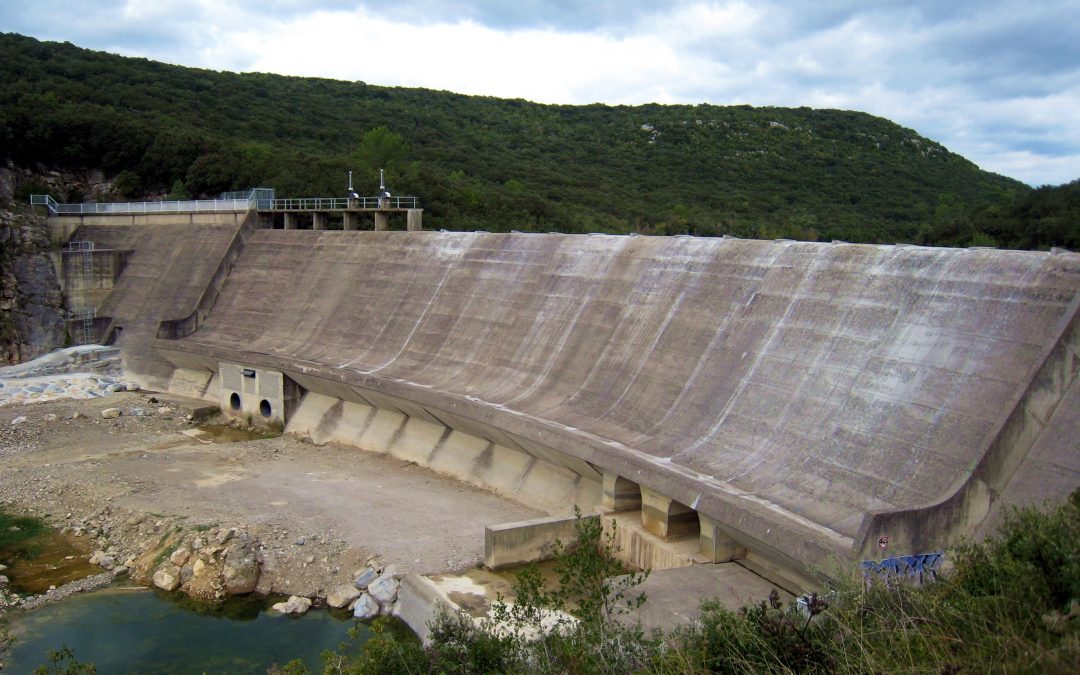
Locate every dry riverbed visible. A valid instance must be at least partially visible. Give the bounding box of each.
[0,391,540,615]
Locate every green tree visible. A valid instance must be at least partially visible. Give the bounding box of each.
[350,127,409,188]
[165,179,189,200]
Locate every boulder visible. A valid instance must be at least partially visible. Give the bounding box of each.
[100,408,121,419]
[192,558,208,578]
[272,595,312,615]
[352,593,379,620]
[215,528,235,545]
[169,547,190,566]
[353,567,378,590]
[157,406,171,416]
[152,563,181,591]
[222,554,260,594]
[326,584,362,609]
[42,413,59,422]
[368,574,399,605]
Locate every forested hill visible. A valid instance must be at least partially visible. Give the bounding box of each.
[0,32,1036,244]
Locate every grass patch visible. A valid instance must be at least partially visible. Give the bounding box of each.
[0,509,50,561]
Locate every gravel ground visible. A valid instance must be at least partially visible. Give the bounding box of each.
[0,391,541,608]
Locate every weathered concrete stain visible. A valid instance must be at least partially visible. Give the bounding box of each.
[58,223,1080,579]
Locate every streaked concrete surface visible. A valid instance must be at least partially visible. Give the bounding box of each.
[69,225,1080,574]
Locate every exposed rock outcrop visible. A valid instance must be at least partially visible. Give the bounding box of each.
[0,206,66,364]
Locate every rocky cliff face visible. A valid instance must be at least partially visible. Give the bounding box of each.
[1,208,67,364]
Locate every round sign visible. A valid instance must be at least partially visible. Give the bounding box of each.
[877,535,890,550]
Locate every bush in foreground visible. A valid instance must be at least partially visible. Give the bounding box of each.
[294,492,1080,674]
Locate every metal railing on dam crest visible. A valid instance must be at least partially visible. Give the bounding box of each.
[31,188,420,215]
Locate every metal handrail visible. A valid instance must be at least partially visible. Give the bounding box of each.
[31,191,420,215]
[52,198,254,214]
[264,195,420,211]
[30,194,59,214]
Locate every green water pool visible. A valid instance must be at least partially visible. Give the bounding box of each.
[2,585,379,673]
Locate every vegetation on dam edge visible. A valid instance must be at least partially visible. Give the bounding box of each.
[275,493,1080,674]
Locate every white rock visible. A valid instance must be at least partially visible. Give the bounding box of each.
[352,593,379,620]
[10,416,27,426]
[326,584,362,609]
[157,406,171,416]
[222,554,260,595]
[101,408,121,419]
[353,567,378,590]
[272,595,312,615]
[152,563,181,591]
[42,413,59,422]
[368,574,399,605]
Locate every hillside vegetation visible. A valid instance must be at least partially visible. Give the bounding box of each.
[2,33,1074,247]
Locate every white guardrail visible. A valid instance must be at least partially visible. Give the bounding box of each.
[31,193,420,215]
[31,194,253,215]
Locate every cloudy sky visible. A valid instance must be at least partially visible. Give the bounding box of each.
[3,0,1077,186]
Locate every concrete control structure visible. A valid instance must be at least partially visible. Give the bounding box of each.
[34,198,1080,593]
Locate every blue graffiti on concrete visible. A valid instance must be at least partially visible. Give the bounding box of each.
[861,552,943,586]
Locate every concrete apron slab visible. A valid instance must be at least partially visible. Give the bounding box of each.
[395,568,576,645]
[613,564,793,634]
[396,562,787,642]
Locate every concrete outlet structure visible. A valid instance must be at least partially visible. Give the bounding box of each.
[41,202,1080,594]
[219,362,301,424]
[641,486,699,540]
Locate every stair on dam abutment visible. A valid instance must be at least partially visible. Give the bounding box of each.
[139,229,1080,584]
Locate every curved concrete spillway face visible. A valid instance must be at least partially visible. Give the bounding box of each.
[168,231,1080,565]
[71,217,247,389]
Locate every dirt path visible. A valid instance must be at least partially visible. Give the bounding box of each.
[0,391,541,600]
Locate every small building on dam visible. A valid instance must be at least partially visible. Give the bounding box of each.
[38,192,1080,594]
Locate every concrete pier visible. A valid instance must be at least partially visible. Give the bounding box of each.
[407,209,423,231]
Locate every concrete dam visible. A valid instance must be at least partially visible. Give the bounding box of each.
[49,209,1080,590]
